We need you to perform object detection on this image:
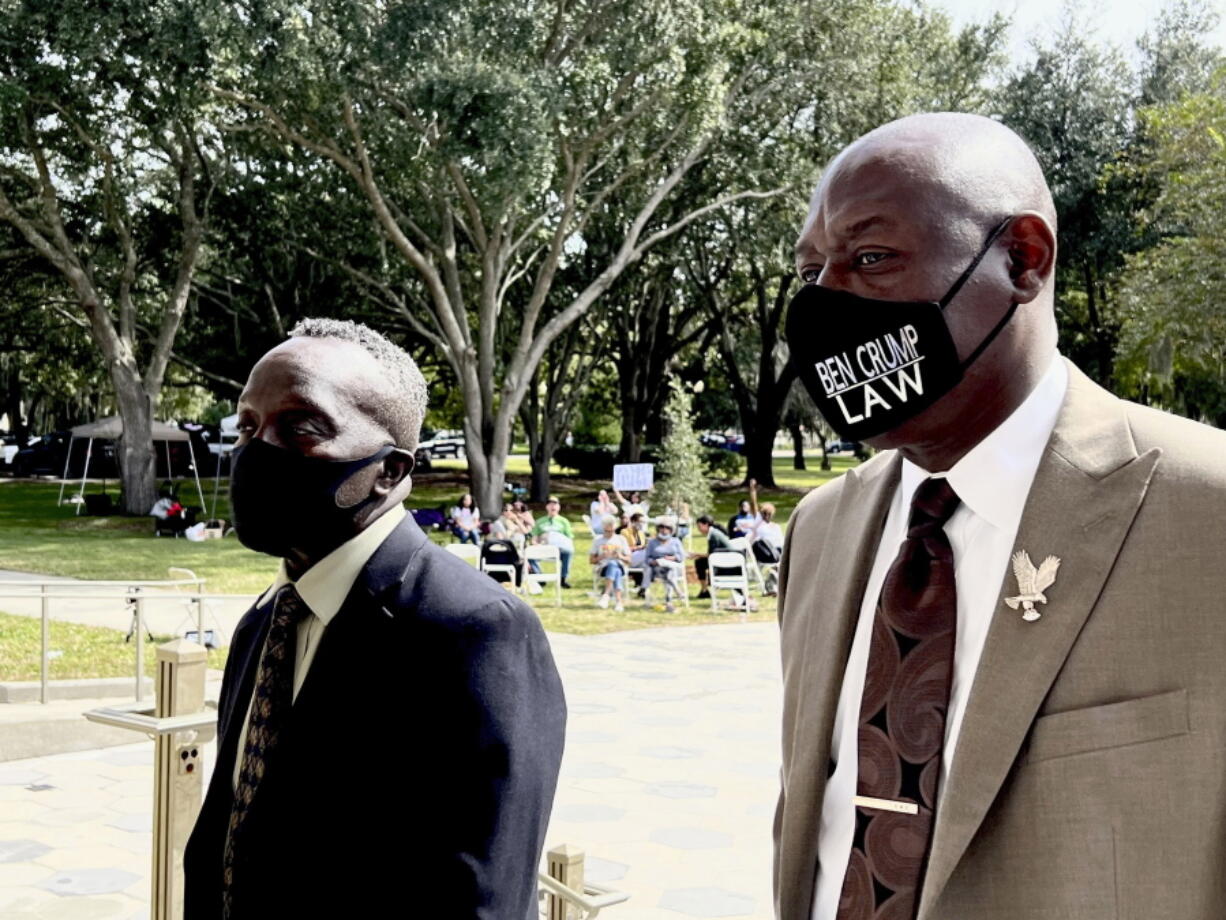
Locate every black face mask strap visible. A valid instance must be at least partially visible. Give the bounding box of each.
[960,299,1018,371]
[937,216,1013,310]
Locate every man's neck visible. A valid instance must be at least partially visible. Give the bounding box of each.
[891,355,1053,473]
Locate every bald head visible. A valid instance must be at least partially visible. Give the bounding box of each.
[805,113,1056,261]
[792,111,1061,470]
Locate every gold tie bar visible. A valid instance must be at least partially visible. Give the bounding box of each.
[853,795,919,815]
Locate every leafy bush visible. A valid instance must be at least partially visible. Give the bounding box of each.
[655,383,713,516]
[704,447,744,481]
[554,445,617,479]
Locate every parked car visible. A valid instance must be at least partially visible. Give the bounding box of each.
[11,431,85,475]
[699,431,745,453]
[418,428,465,459]
[826,439,865,455]
[1,434,37,471]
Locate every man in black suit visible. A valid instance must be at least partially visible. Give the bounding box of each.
[185,317,566,919]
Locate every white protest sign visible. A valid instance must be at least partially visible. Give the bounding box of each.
[613,463,654,492]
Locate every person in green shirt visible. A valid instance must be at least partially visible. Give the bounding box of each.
[693,514,736,600]
[530,495,575,588]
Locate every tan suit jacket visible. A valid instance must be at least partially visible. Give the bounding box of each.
[774,362,1226,919]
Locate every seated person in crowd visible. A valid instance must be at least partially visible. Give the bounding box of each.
[510,499,534,532]
[489,504,529,551]
[619,511,648,588]
[588,489,618,535]
[589,514,630,612]
[692,514,735,600]
[728,497,756,539]
[640,517,686,612]
[613,486,649,519]
[449,493,481,545]
[530,496,575,589]
[668,500,692,542]
[750,501,784,594]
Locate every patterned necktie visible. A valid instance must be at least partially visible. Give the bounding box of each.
[222,584,309,918]
[837,477,961,920]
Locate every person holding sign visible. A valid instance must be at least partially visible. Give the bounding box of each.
[588,489,618,535]
[774,112,1226,920]
[613,486,649,519]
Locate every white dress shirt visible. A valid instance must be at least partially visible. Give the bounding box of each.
[232,503,406,789]
[810,355,1068,919]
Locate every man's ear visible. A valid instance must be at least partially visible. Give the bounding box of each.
[374,449,414,492]
[1004,211,1056,304]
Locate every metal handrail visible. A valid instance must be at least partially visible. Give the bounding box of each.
[0,570,251,704]
[84,699,218,739]
[0,578,205,589]
[537,873,630,918]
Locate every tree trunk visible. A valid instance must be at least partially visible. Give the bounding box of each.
[529,428,554,503]
[789,422,806,470]
[618,418,642,463]
[111,365,157,515]
[743,420,777,487]
[464,439,508,521]
[3,364,26,444]
[819,436,831,471]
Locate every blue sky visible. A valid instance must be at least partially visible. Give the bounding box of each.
[930,0,1226,62]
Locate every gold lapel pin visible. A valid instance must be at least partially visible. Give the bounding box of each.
[1005,550,1061,622]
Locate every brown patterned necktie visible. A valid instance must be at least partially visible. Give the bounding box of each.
[837,477,961,920]
[222,584,309,919]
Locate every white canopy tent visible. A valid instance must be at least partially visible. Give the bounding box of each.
[57,416,206,514]
[207,413,241,519]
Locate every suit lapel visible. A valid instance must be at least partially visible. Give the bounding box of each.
[780,453,899,919]
[289,512,426,713]
[918,365,1161,919]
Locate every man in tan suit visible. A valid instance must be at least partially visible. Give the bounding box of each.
[775,112,1226,919]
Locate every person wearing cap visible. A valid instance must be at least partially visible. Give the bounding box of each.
[530,495,576,588]
[641,516,687,612]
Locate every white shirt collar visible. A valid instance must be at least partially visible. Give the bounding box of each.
[256,503,406,623]
[900,354,1068,532]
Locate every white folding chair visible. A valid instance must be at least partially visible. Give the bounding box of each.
[445,543,481,568]
[643,559,689,610]
[708,551,751,615]
[522,544,562,607]
[728,536,766,593]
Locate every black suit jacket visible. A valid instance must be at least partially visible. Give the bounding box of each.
[184,513,567,919]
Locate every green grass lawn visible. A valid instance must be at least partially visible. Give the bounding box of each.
[0,611,228,681]
[0,454,857,675]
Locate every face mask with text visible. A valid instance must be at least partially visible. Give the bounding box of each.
[786,219,1016,441]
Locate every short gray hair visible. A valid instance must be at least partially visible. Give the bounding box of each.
[288,317,428,450]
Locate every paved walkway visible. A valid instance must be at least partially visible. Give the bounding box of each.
[0,622,783,919]
[0,570,253,641]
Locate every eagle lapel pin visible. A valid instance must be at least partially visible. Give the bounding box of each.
[1005,550,1062,622]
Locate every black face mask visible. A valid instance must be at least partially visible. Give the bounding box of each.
[786,219,1015,441]
[229,437,398,558]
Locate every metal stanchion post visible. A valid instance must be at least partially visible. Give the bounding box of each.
[40,583,49,705]
[547,844,585,920]
[135,592,145,702]
[153,639,207,920]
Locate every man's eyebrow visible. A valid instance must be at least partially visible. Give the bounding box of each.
[839,214,893,239]
[794,214,895,260]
